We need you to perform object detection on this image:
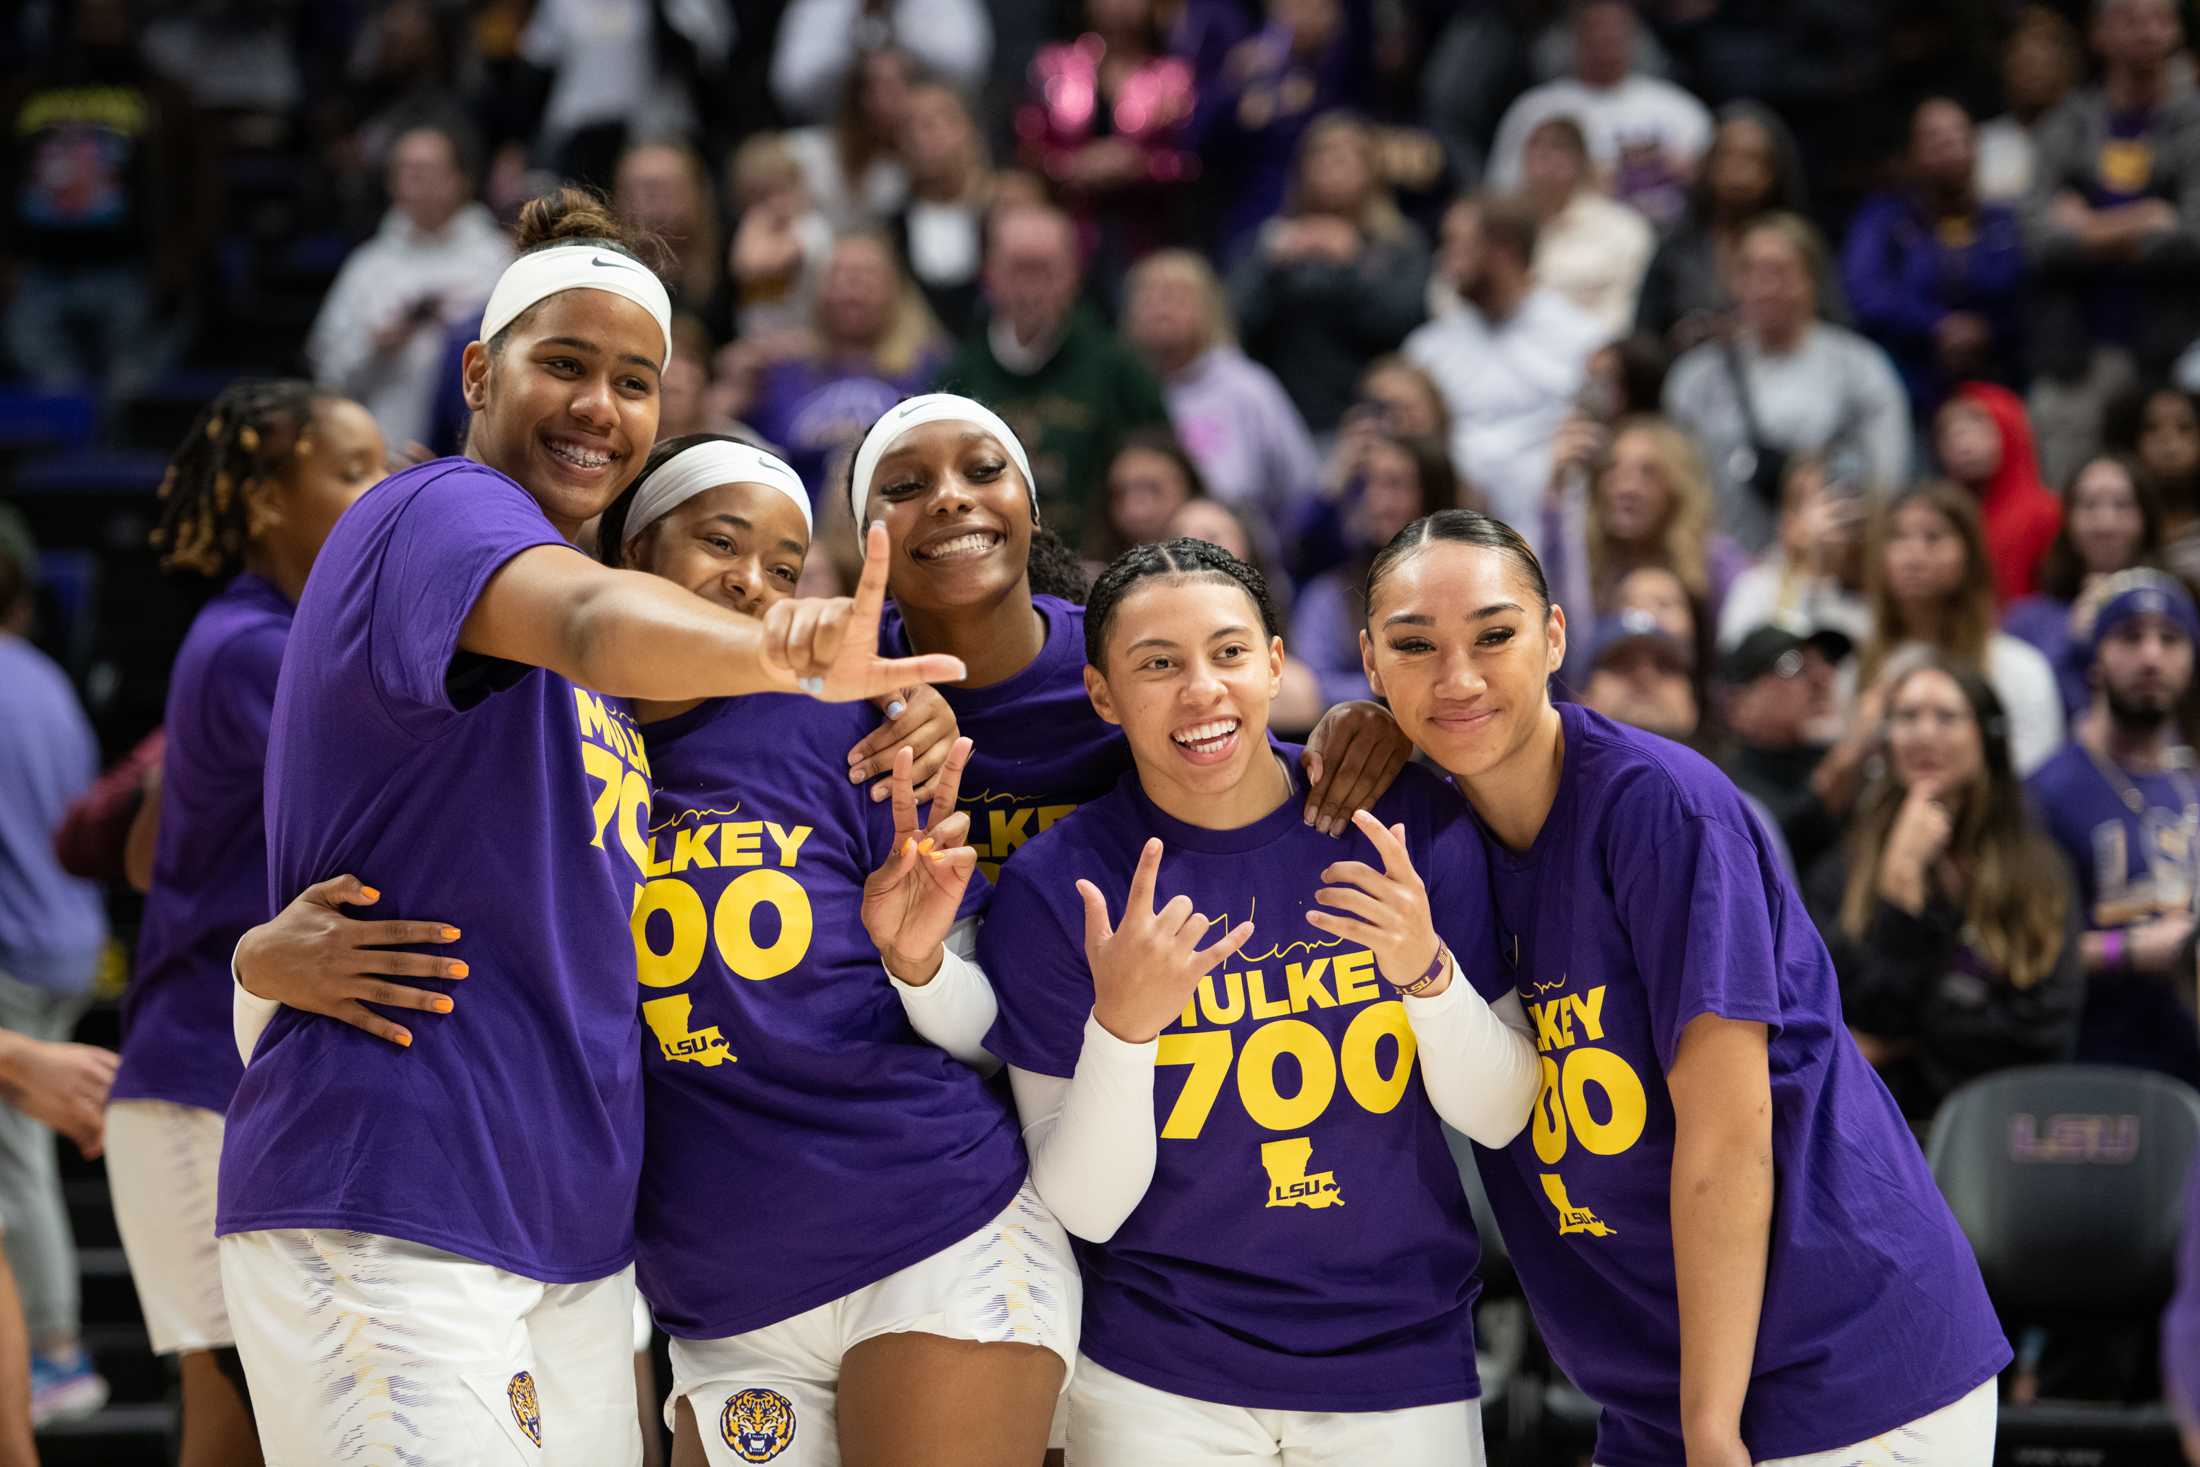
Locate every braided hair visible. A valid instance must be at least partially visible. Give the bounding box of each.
[1084,537,1280,669]
[151,379,324,578]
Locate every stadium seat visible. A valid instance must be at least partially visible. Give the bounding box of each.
[0,388,95,454]
[1928,1065,2200,1464]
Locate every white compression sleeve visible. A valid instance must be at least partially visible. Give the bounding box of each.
[1008,1015,1158,1244]
[1403,958,1542,1146]
[887,917,999,1071]
[232,937,279,1065]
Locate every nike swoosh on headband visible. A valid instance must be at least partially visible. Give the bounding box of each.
[592,255,643,272]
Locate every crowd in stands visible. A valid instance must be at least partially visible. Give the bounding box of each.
[16,0,2200,1449]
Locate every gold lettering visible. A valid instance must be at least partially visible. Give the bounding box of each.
[1246,968,1290,1021]
[986,807,1036,853]
[1567,986,1607,1044]
[765,822,811,868]
[1195,970,1247,1026]
[1331,950,1381,1005]
[1284,958,1336,1013]
[719,821,764,867]
[670,826,717,874]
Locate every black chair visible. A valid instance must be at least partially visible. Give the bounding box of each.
[1928,1064,2200,1465]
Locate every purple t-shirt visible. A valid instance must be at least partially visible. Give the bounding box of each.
[1469,704,2008,1465]
[632,691,1022,1338]
[982,756,1497,1412]
[116,573,290,1114]
[217,459,651,1283]
[883,595,1130,878]
[2027,741,2200,1081]
[750,356,941,500]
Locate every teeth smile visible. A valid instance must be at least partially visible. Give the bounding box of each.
[545,439,613,470]
[916,531,999,562]
[1172,719,1239,750]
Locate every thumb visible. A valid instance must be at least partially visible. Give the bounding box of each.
[1077,879,1113,958]
[310,874,381,910]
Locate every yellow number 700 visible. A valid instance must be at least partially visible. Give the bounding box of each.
[1155,1003,1418,1140]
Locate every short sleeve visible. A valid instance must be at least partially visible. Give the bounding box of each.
[201,623,287,765]
[366,468,568,733]
[979,862,1098,1078]
[1616,811,1786,1073]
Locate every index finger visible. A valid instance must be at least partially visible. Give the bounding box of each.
[1350,809,1412,873]
[350,919,463,949]
[888,745,919,843]
[1126,837,1163,917]
[847,521,893,648]
[925,736,973,832]
[861,652,969,697]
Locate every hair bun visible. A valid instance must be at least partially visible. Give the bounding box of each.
[513,186,646,256]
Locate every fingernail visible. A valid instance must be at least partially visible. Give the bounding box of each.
[440,926,461,941]
[927,851,947,863]
[448,962,469,979]
[433,998,455,1014]
[886,701,906,719]
[395,1031,412,1048]
[850,767,866,782]
[917,838,936,855]
[870,520,885,534]
[361,886,381,902]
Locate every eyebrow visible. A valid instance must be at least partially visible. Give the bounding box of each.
[699,513,807,556]
[878,430,1002,464]
[539,336,661,375]
[1381,601,1523,629]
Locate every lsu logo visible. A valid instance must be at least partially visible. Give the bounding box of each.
[1261,1137,1344,1209]
[722,1388,797,1462]
[643,995,734,1067]
[1540,1173,1617,1238]
[507,1370,542,1447]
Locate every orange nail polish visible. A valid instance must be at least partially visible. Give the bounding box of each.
[433,998,455,1014]
[449,961,470,978]
[917,838,936,855]
[360,886,381,902]
[441,926,461,941]
[395,1031,412,1047]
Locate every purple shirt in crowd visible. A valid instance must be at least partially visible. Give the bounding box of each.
[1162,345,1321,540]
[750,355,941,501]
[2027,742,2200,1082]
[2002,594,2089,717]
[0,635,105,992]
[983,757,1497,1412]
[883,595,1130,878]
[115,573,290,1113]
[217,459,651,1282]
[1470,704,2008,1465]
[632,691,1022,1338]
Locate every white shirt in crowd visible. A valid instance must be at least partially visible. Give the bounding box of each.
[785,127,909,234]
[1485,75,1713,196]
[306,203,513,451]
[1532,189,1655,339]
[520,0,734,151]
[770,0,993,121]
[1403,287,1607,555]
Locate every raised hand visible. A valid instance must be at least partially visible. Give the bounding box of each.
[849,684,960,802]
[1301,701,1412,837]
[235,875,465,1047]
[762,522,967,701]
[1308,809,1447,994]
[1081,839,1254,1044]
[860,739,979,984]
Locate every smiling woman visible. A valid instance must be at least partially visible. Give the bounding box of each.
[211,190,968,1467]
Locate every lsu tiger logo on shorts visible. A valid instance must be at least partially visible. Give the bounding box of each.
[507,1370,542,1447]
[722,1388,797,1463]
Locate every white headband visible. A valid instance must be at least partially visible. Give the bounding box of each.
[479,245,674,367]
[622,441,811,546]
[846,394,1037,542]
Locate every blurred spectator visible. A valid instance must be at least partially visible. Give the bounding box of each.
[139,0,301,117]
[1664,214,1912,554]
[1126,248,1319,541]
[1521,115,1654,338]
[1581,609,1701,744]
[1418,0,1547,196]
[1285,430,1457,723]
[770,0,992,122]
[305,118,512,453]
[2105,380,2200,538]
[2025,0,2200,384]
[1609,562,1721,723]
[1017,0,1198,287]
[0,539,108,1424]
[2169,1159,2200,1465]
[2005,453,2165,716]
[1101,429,1206,556]
[1977,6,2083,204]
[1547,415,1747,640]
[1716,459,1873,685]
[1806,654,2081,1124]
[614,138,727,329]
[1719,623,1855,873]
[516,0,733,184]
[1404,194,1600,550]
[53,731,165,889]
[0,0,206,398]
[1201,0,1369,257]
[331,0,472,221]
[1934,383,2062,605]
[1229,112,1430,436]
[1485,0,1712,229]
[727,134,834,344]
[752,231,948,500]
[657,313,715,441]
[2028,568,2200,1084]
[890,82,994,338]
[1857,482,2065,774]
[1843,99,2030,414]
[1586,332,1671,420]
[788,45,917,231]
[941,203,1170,540]
[1635,103,1839,357]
